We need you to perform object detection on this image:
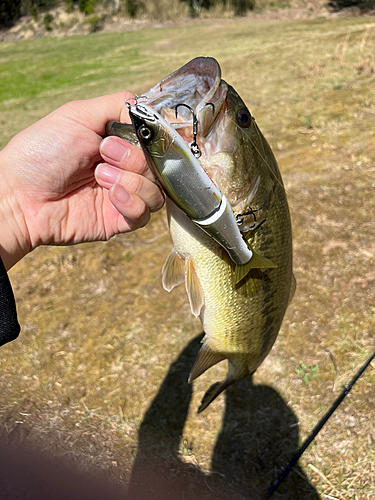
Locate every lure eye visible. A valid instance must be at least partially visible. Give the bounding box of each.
[139,126,153,142]
[237,108,251,128]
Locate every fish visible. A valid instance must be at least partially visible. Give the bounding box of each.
[107,57,295,413]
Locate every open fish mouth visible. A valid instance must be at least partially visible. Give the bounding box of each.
[106,57,234,158]
[145,57,228,138]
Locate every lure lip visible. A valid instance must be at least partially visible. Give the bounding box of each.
[126,103,157,122]
[127,104,166,150]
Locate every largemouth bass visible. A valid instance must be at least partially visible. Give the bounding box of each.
[107,57,294,413]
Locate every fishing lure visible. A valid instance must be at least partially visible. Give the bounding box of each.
[126,102,275,283]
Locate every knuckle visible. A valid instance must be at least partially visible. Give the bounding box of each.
[59,101,75,114]
[129,196,149,222]
[150,190,165,213]
[136,203,149,223]
[138,212,151,229]
[126,173,145,195]
[127,148,149,175]
[130,205,150,229]
[138,159,150,177]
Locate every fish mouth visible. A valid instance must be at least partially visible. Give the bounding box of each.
[145,57,228,138]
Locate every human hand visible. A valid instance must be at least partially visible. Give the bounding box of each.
[0,92,164,270]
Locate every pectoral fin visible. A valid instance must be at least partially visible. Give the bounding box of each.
[234,251,277,284]
[162,248,185,292]
[185,257,204,317]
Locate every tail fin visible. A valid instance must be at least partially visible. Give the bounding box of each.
[197,378,235,414]
[234,251,277,284]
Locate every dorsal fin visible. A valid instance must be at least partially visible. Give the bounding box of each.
[188,342,225,383]
[185,257,204,317]
[162,248,185,292]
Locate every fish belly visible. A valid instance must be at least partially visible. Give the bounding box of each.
[167,199,288,376]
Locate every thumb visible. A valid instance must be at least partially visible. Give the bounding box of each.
[61,92,133,137]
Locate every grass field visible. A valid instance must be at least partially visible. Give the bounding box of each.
[0,15,374,499]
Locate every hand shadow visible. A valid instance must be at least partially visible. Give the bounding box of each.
[127,333,321,500]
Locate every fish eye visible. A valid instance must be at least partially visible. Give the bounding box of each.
[237,109,251,128]
[139,126,153,142]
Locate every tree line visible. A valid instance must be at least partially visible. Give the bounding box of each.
[0,0,258,27]
[0,0,371,28]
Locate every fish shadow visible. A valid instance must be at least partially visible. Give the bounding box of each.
[127,334,321,500]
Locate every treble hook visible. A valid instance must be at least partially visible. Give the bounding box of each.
[236,205,265,229]
[174,103,201,158]
[125,95,148,109]
[205,102,215,116]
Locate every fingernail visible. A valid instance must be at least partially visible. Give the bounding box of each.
[111,183,132,206]
[101,137,129,163]
[96,163,120,184]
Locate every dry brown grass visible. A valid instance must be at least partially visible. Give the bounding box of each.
[0,14,374,500]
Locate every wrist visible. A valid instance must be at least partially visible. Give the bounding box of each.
[0,161,31,271]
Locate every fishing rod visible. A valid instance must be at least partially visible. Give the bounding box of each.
[261,349,375,500]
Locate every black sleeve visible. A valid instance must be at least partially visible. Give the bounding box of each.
[0,257,20,346]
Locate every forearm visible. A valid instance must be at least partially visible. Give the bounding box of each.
[0,149,24,346]
[0,150,32,270]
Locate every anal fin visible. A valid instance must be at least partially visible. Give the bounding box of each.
[185,257,204,318]
[188,342,225,383]
[162,248,185,292]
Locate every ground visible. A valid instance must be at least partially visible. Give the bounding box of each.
[0,13,374,500]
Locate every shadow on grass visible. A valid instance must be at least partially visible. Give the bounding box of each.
[127,333,321,500]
